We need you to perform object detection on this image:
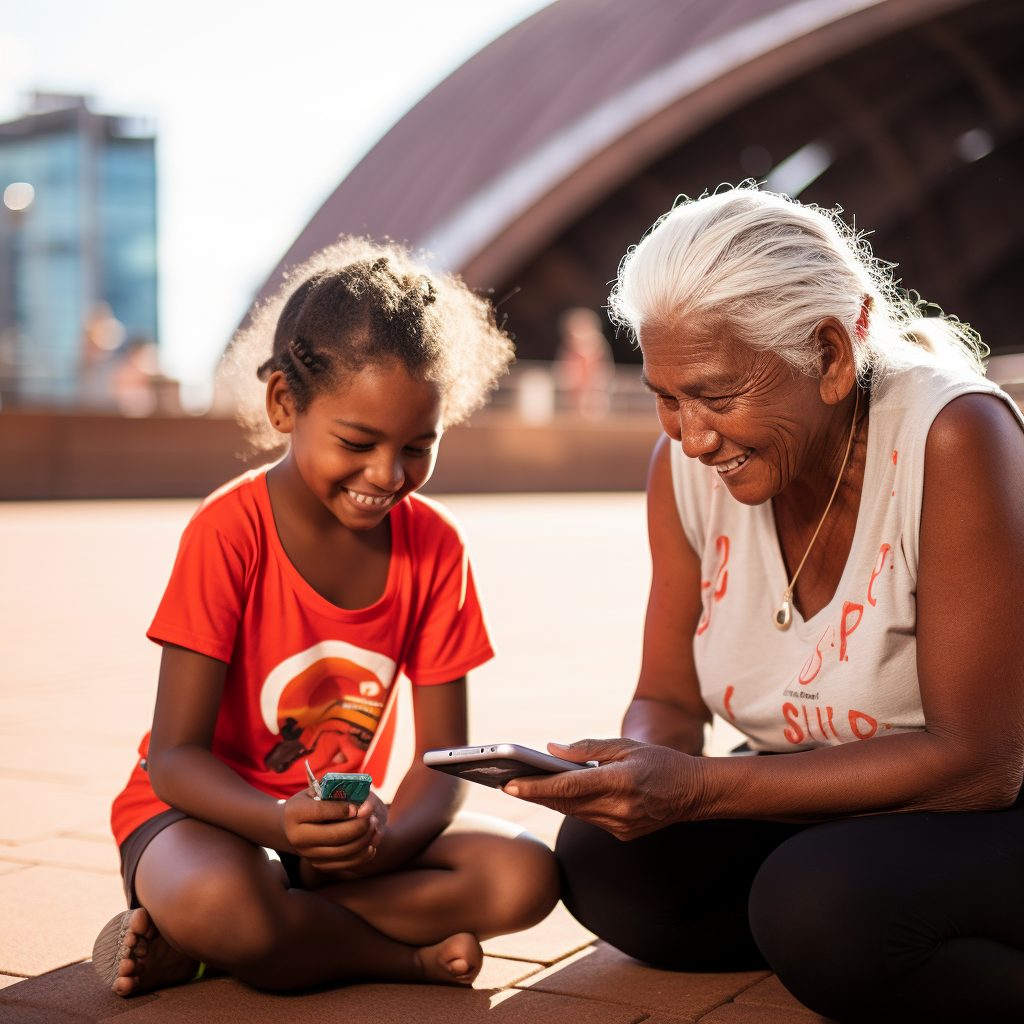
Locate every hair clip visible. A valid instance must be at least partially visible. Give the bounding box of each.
[288,337,318,369]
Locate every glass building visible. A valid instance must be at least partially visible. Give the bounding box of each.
[0,95,157,405]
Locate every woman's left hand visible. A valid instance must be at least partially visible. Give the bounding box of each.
[504,738,703,840]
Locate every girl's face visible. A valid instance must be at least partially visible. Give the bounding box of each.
[270,360,444,530]
[639,316,850,506]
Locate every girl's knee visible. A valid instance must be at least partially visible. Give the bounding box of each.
[456,832,560,933]
[160,864,284,967]
[504,835,560,928]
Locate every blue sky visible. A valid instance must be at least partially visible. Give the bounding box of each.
[0,0,552,387]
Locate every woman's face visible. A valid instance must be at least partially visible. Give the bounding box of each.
[639,316,839,506]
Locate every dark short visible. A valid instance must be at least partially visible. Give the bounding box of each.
[118,809,305,908]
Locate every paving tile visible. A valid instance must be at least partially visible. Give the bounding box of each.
[734,975,821,1016]
[59,830,118,846]
[697,1003,834,1023]
[110,974,648,1024]
[0,961,154,1020]
[474,956,543,990]
[0,865,125,976]
[0,837,121,874]
[0,1004,92,1024]
[0,739,138,792]
[487,989,647,1022]
[0,780,115,846]
[517,942,770,1022]
[480,901,595,964]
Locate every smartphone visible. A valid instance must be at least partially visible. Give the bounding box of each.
[319,773,373,803]
[305,759,373,804]
[423,743,597,790]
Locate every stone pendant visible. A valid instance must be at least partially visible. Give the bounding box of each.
[774,591,793,631]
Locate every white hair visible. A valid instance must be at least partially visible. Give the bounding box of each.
[608,186,986,379]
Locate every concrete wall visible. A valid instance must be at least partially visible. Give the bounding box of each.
[0,410,662,499]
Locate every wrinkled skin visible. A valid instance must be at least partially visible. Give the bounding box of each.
[507,314,1024,833]
[506,738,698,841]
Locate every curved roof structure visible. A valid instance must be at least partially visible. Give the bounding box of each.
[254,0,978,304]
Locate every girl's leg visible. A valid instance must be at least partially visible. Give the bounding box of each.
[318,819,560,945]
[117,817,481,996]
[555,813,807,970]
[749,795,1024,1024]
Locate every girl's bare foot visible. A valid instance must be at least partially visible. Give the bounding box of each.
[414,932,483,985]
[93,907,199,997]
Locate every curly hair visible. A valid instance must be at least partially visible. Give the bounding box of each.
[221,236,514,450]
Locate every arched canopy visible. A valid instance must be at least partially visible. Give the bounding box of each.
[252,0,1023,359]
[254,0,975,301]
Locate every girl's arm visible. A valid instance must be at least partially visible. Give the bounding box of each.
[147,643,378,863]
[348,677,469,875]
[507,394,1024,834]
[621,435,710,755]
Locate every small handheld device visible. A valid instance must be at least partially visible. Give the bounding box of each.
[305,760,373,804]
[423,744,597,790]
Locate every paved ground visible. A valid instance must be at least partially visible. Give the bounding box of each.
[0,494,828,1022]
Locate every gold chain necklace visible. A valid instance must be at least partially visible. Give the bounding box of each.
[774,387,860,631]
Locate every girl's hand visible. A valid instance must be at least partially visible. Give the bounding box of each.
[282,789,387,871]
[503,738,704,840]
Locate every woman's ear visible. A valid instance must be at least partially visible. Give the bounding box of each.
[265,370,297,434]
[814,318,857,407]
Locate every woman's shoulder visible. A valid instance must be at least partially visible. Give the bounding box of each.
[872,360,1024,454]
[873,359,1010,416]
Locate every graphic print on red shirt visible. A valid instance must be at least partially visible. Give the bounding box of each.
[110,469,493,845]
[260,640,397,775]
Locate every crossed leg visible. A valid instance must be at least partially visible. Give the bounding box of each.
[112,814,558,996]
[319,823,560,944]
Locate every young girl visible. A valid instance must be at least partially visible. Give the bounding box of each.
[93,239,559,995]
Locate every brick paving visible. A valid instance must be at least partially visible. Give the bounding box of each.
[0,494,827,1022]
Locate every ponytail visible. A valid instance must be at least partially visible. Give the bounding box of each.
[893,289,988,375]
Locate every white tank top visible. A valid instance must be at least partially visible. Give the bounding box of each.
[671,360,1024,752]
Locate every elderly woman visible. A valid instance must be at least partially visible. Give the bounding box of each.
[507,189,1024,1023]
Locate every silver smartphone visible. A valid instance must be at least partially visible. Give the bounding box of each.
[423,743,598,789]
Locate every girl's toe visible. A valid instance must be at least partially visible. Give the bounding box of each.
[129,907,154,939]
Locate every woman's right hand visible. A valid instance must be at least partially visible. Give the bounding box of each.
[281,789,385,871]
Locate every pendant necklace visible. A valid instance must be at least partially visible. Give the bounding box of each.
[774,387,860,631]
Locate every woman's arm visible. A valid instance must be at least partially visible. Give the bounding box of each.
[147,643,378,863]
[621,435,710,754]
[346,677,469,875]
[508,394,1024,834]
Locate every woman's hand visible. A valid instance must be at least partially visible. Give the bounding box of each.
[504,738,704,840]
[281,789,387,872]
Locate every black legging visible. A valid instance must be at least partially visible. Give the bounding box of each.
[556,789,1024,1024]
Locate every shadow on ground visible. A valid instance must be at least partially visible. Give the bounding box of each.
[0,935,834,1024]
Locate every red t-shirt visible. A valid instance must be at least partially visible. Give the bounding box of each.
[110,469,493,845]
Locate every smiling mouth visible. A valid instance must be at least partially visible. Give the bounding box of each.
[715,451,751,475]
[346,489,394,508]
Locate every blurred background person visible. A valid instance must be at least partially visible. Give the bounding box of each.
[553,308,614,420]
